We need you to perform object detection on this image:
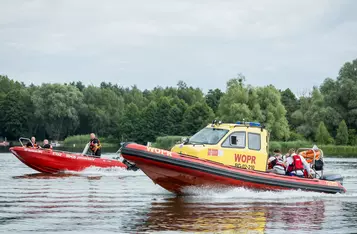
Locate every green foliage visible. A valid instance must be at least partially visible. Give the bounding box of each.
[318,145,357,157]
[2,57,357,156]
[270,141,357,157]
[336,120,349,145]
[288,131,306,141]
[205,88,224,113]
[0,89,33,138]
[119,103,142,142]
[152,136,187,150]
[348,129,357,146]
[218,77,289,140]
[63,134,117,147]
[280,88,299,129]
[315,122,334,144]
[182,102,214,135]
[32,84,83,140]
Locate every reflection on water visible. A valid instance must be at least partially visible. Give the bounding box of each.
[135,197,326,233]
[1,153,357,234]
[141,197,268,233]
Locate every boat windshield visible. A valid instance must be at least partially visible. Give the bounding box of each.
[189,128,229,145]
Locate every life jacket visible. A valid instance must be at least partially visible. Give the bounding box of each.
[27,142,39,148]
[267,154,282,169]
[90,138,101,152]
[287,155,307,177]
[268,157,277,170]
[273,161,286,175]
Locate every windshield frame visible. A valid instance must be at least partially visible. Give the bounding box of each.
[188,127,229,145]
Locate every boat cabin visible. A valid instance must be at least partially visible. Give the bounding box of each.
[171,121,269,172]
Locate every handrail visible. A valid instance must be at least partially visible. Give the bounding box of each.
[19,137,32,147]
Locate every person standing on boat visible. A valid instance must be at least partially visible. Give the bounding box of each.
[89,133,101,157]
[26,136,39,148]
[42,139,52,149]
[285,149,311,178]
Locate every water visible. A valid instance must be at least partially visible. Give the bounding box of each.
[1,152,357,234]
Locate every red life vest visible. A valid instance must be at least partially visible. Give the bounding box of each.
[287,155,304,173]
[268,157,277,169]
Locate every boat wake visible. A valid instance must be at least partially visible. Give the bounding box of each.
[64,166,144,177]
[181,186,357,202]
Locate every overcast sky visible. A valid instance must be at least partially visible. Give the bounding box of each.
[0,0,356,93]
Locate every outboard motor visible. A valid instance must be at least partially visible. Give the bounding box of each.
[114,144,139,171]
[321,174,344,185]
[313,159,324,171]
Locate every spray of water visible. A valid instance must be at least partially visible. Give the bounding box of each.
[180,186,357,203]
[64,166,144,177]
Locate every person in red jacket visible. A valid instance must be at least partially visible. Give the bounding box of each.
[285,149,311,178]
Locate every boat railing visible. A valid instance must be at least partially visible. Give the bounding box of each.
[19,137,32,147]
[297,147,324,178]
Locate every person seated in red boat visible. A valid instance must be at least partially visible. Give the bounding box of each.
[285,149,312,178]
[26,136,39,148]
[267,149,286,175]
[42,139,52,150]
[89,133,101,157]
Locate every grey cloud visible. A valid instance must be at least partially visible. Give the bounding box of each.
[0,0,356,93]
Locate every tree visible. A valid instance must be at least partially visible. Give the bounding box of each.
[32,84,84,140]
[218,78,252,122]
[182,102,214,135]
[256,85,290,140]
[280,88,299,128]
[315,122,334,145]
[70,81,85,92]
[82,86,124,136]
[320,59,357,132]
[140,101,159,142]
[348,129,357,146]
[218,78,289,140]
[119,103,142,142]
[177,81,204,106]
[293,87,341,140]
[205,88,224,114]
[335,120,349,145]
[0,75,25,94]
[0,89,34,139]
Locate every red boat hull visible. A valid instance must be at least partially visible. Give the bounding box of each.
[121,143,346,194]
[10,146,127,174]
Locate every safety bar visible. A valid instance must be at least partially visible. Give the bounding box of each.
[19,137,32,147]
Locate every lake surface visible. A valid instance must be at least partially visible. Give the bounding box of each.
[1,152,357,234]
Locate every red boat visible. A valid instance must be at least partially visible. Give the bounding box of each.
[9,137,136,174]
[121,143,346,194]
[10,146,129,174]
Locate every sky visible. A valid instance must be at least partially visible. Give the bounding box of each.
[0,0,356,94]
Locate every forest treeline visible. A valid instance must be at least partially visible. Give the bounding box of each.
[0,58,356,146]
